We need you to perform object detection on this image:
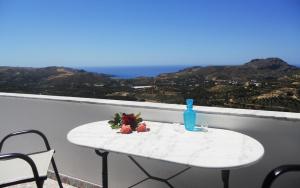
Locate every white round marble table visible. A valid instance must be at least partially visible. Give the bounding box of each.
[67,121,264,188]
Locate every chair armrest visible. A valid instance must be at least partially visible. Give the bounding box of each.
[0,153,41,184]
[262,164,300,188]
[0,130,51,152]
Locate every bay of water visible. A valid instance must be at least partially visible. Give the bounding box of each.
[80,63,300,79]
[81,65,188,78]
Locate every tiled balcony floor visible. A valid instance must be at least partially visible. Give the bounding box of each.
[9,179,77,188]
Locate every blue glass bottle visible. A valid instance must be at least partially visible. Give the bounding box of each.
[184,99,196,131]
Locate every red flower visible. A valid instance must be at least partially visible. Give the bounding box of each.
[122,113,138,130]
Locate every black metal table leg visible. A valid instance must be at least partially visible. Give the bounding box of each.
[221,170,230,188]
[95,150,109,188]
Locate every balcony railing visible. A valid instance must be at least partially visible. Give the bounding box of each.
[0,92,299,188]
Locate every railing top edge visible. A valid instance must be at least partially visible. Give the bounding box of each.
[0,92,299,121]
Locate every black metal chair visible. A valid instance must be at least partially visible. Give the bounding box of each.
[262,164,300,188]
[0,130,63,188]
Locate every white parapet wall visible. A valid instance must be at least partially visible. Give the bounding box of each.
[0,92,299,188]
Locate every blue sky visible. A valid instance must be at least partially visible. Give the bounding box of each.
[0,0,299,67]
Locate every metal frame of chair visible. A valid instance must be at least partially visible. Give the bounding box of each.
[262,164,300,188]
[0,130,63,188]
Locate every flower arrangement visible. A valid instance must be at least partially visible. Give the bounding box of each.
[108,112,149,134]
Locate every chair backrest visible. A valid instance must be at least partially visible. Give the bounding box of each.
[0,130,51,153]
[262,165,300,188]
[0,150,54,186]
[0,130,63,188]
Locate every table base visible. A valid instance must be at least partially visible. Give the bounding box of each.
[95,150,230,188]
[222,170,230,188]
[128,155,191,188]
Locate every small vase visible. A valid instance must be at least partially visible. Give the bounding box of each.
[184,99,196,131]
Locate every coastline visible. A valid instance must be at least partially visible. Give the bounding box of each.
[79,65,190,78]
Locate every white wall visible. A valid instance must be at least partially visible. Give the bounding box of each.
[0,95,300,188]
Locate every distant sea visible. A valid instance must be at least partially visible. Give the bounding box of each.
[80,65,189,79]
[80,63,300,79]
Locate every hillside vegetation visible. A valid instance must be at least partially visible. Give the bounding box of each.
[0,58,299,112]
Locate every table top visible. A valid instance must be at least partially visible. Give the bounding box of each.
[67,121,264,170]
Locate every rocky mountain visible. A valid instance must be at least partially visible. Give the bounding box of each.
[0,66,119,97]
[0,66,113,84]
[243,58,293,70]
[157,58,298,82]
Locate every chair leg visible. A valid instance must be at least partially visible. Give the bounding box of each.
[35,179,44,188]
[51,158,64,188]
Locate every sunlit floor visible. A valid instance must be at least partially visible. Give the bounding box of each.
[9,179,77,188]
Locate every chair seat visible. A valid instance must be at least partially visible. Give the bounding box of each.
[0,150,54,185]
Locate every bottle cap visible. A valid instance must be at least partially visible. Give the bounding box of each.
[186,99,193,107]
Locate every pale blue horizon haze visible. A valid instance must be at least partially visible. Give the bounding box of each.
[0,0,299,67]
